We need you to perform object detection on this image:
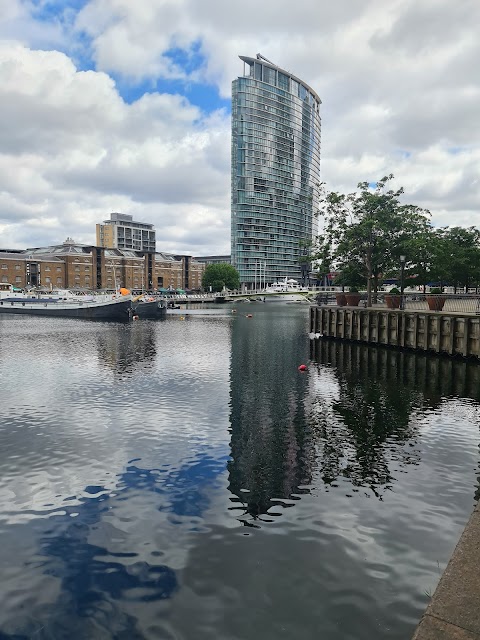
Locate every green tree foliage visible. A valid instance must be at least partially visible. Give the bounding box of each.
[404,226,480,291]
[313,175,431,304]
[201,263,240,292]
[434,227,480,291]
[402,227,444,291]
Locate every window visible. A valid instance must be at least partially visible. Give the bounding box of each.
[278,72,289,91]
[45,277,51,284]
[263,66,275,85]
[56,278,62,284]
[44,266,51,271]
[15,276,21,283]
[1,276,8,282]
[1,264,7,269]
[57,267,62,272]
[15,264,21,270]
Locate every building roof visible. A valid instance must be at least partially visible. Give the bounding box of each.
[238,54,321,104]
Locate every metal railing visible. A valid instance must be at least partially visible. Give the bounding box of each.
[316,292,480,314]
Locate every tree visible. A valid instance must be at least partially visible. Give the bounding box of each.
[402,226,439,292]
[202,263,240,292]
[435,227,480,291]
[313,175,431,305]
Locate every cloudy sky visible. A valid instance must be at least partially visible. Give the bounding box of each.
[0,0,478,255]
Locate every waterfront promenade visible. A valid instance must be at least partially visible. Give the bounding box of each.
[413,500,480,639]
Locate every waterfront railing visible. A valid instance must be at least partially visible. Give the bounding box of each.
[316,293,480,314]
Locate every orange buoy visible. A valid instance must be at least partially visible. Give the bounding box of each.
[298,364,307,372]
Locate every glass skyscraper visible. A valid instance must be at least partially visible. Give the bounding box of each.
[231,54,321,286]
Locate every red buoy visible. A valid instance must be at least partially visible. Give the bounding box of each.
[298,364,307,372]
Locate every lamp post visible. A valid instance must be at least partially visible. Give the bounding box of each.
[400,255,406,309]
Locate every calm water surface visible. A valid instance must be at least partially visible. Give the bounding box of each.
[0,305,479,639]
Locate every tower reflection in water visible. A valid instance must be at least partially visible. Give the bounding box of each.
[227,308,315,525]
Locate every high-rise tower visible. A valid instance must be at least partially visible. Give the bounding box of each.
[231,54,321,286]
[96,213,156,253]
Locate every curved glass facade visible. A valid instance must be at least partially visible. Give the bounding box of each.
[231,55,321,286]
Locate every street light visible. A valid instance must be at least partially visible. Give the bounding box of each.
[400,255,406,309]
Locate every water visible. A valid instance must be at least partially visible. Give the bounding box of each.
[0,305,479,639]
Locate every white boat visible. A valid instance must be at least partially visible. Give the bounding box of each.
[0,283,132,320]
[261,278,312,303]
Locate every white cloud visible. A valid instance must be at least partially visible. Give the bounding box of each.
[0,0,479,253]
[0,41,231,252]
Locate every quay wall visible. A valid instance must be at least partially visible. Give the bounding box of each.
[310,307,480,359]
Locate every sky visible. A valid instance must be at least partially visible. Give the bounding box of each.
[0,0,478,255]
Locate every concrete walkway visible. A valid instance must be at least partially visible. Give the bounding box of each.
[412,501,480,639]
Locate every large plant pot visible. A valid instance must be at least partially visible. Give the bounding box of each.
[385,295,401,309]
[345,293,362,307]
[335,293,347,306]
[426,295,446,311]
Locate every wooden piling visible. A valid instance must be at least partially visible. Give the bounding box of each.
[310,307,480,360]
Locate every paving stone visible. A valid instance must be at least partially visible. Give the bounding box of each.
[425,511,480,635]
[413,508,480,638]
[413,615,480,640]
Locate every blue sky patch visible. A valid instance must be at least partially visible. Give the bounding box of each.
[164,41,205,75]
[27,6,229,115]
[30,0,89,22]
[447,146,467,155]
[114,75,230,113]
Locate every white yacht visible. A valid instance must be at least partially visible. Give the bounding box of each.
[261,279,312,303]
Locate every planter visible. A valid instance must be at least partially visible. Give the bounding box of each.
[335,293,347,306]
[345,293,362,307]
[426,295,446,311]
[385,295,401,309]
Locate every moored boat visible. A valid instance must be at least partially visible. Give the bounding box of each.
[132,295,167,319]
[0,284,132,320]
[261,278,312,303]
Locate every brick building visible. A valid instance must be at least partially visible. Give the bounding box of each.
[0,239,205,291]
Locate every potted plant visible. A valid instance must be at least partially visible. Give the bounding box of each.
[345,286,362,307]
[335,291,347,306]
[426,287,446,311]
[385,287,402,309]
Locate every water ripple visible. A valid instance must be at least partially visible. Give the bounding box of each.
[0,311,478,639]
